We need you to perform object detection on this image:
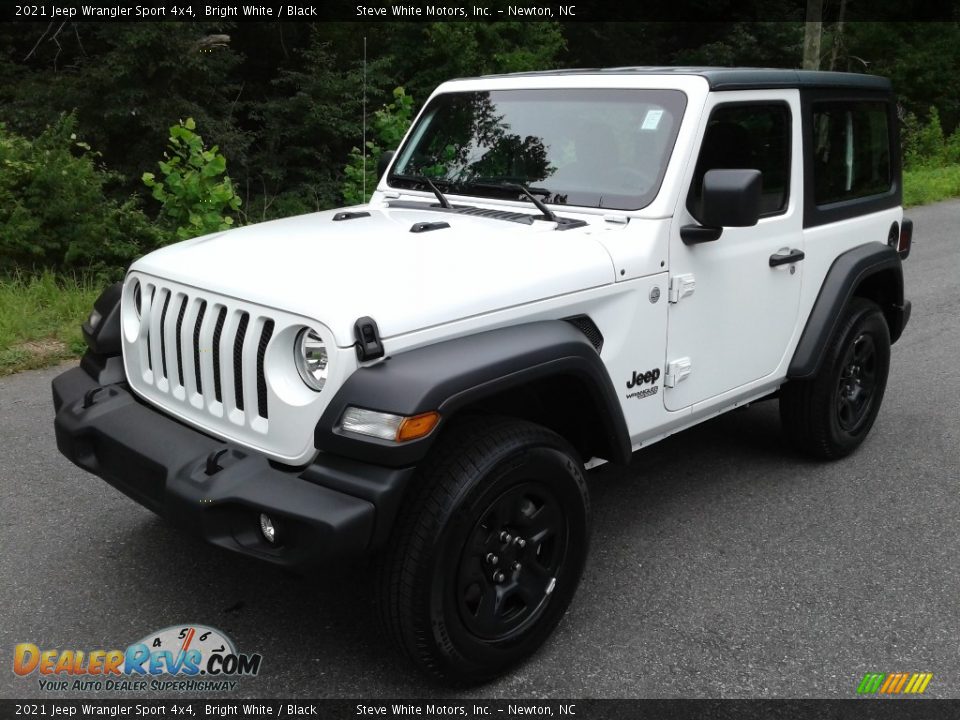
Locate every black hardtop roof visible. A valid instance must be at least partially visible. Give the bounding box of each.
[473,66,892,92]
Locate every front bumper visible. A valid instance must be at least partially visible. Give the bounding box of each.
[52,361,414,569]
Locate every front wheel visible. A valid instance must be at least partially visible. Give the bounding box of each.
[378,417,589,684]
[780,297,891,459]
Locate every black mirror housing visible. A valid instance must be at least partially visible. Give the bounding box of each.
[377,150,396,180]
[700,169,762,228]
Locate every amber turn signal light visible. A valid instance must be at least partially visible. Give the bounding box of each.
[396,411,441,442]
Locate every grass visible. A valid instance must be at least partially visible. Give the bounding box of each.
[903,164,960,207]
[0,272,100,377]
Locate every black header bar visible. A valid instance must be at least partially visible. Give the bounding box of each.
[1,0,957,23]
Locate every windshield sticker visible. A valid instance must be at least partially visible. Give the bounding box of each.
[641,109,664,130]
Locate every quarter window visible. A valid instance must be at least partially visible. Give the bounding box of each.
[812,102,891,205]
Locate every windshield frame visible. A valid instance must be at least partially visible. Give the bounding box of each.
[387,87,689,212]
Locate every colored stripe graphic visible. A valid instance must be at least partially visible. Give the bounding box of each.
[857,673,885,694]
[858,672,933,695]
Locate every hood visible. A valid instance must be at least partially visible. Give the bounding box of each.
[131,204,617,345]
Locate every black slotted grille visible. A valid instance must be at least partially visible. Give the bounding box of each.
[233,313,250,411]
[174,296,187,386]
[159,291,172,378]
[212,307,227,403]
[133,281,281,431]
[256,320,274,419]
[192,301,207,395]
[146,288,155,371]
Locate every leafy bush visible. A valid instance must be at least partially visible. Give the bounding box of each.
[903,164,960,207]
[902,106,960,169]
[143,118,242,240]
[342,88,414,205]
[0,116,162,278]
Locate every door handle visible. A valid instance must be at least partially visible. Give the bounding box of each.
[769,248,805,267]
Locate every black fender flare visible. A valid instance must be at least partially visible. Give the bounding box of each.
[315,321,631,468]
[788,243,906,380]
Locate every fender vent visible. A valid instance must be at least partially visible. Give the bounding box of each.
[565,315,604,352]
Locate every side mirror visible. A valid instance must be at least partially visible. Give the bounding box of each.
[377,150,396,180]
[682,169,762,245]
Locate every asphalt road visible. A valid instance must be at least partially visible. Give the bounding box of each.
[1,200,958,700]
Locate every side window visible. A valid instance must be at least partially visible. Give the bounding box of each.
[812,102,891,205]
[687,103,791,220]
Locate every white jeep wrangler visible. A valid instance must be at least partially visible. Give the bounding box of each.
[54,67,913,684]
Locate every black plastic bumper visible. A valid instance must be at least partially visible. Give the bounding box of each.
[52,361,415,569]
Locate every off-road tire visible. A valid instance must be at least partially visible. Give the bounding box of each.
[780,297,891,459]
[377,416,590,685]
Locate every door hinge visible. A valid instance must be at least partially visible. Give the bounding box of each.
[669,274,696,303]
[664,358,692,387]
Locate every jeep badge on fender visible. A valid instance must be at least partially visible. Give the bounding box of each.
[53,67,911,685]
[627,368,661,389]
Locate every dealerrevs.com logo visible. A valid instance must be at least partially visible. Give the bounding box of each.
[13,624,262,693]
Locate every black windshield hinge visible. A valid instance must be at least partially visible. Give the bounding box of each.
[333,211,371,222]
[410,221,450,233]
[354,316,385,361]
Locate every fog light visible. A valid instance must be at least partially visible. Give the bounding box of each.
[259,513,277,544]
[88,309,103,330]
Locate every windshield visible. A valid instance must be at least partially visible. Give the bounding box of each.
[389,88,687,211]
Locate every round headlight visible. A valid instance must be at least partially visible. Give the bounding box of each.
[295,328,329,392]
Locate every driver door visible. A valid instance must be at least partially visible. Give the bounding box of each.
[664,92,804,412]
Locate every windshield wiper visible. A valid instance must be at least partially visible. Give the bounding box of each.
[421,177,452,208]
[504,183,558,223]
[390,173,453,208]
[462,180,559,222]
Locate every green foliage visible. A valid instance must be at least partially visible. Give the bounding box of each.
[846,22,960,136]
[241,30,391,221]
[342,88,415,205]
[385,22,566,102]
[0,116,161,278]
[674,22,803,67]
[0,271,100,376]
[902,107,960,170]
[143,118,242,240]
[0,23,246,199]
[903,164,960,207]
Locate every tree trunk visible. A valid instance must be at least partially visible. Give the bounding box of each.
[829,0,847,71]
[802,0,823,70]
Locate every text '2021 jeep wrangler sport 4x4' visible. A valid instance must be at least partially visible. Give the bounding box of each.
[53,67,912,684]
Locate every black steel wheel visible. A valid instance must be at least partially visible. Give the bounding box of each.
[836,332,880,433]
[378,417,589,685]
[781,297,891,459]
[455,481,567,642]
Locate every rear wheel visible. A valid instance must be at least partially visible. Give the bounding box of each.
[378,417,589,684]
[780,298,891,459]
